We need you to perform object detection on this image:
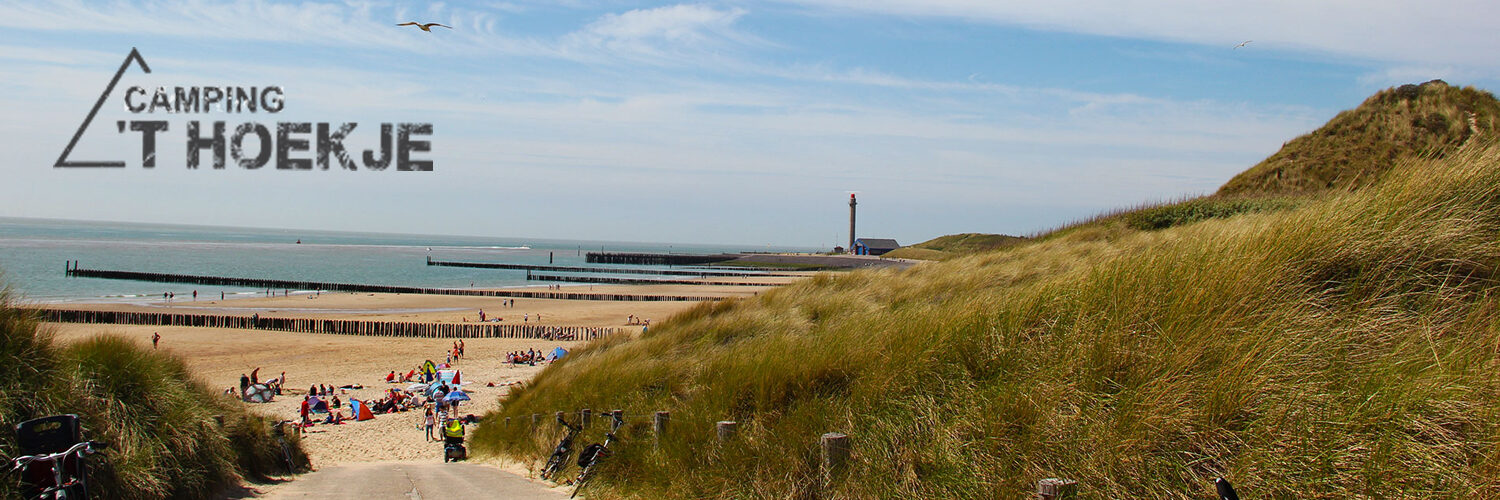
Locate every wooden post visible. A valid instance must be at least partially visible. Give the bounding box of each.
[820,432,850,475]
[653,411,669,442]
[1037,478,1078,500]
[716,421,737,442]
[580,409,592,428]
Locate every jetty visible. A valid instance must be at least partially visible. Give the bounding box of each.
[585,252,736,266]
[62,262,721,302]
[33,307,616,340]
[426,257,804,277]
[526,272,780,287]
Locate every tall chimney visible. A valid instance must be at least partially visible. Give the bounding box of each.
[848,193,857,253]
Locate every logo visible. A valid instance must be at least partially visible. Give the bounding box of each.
[57,48,433,171]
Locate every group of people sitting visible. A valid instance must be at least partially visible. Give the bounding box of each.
[369,387,421,414]
[626,315,651,326]
[507,349,545,365]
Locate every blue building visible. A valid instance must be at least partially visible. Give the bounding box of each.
[852,238,900,256]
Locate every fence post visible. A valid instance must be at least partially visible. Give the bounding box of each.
[653,411,669,446]
[820,432,850,478]
[716,421,737,442]
[1037,478,1078,500]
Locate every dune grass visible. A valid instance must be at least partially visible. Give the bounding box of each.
[884,233,1026,261]
[0,294,307,499]
[1219,80,1500,196]
[472,145,1500,498]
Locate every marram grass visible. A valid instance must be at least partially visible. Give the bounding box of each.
[0,294,307,499]
[475,146,1500,499]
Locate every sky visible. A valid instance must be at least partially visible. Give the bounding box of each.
[1,1,1497,248]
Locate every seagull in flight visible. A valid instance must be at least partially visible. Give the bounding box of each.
[1234,40,1252,49]
[397,22,452,32]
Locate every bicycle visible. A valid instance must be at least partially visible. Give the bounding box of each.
[272,420,301,474]
[541,415,582,480]
[570,412,624,499]
[8,440,109,500]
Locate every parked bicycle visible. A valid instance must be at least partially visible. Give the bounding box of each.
[570,412,624,499]
[8,415,108,500]
[541,415,582,480]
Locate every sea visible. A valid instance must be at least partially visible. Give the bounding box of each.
[0,217,815,303]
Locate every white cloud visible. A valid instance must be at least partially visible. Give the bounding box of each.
[780,0,1500,73]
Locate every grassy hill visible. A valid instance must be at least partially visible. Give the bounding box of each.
[0,296,307,499]
[471,88,1500,498]
[1220,80,1500,196]
[883,233,1024,260]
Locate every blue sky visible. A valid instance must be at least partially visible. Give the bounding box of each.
[1,1,1496,248]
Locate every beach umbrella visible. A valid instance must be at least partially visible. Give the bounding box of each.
[550,347,568,360]
[443,391,470,403]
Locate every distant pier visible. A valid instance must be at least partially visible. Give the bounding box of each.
[63,262,722,302]
[427,257,803,277]
[526,272,780,287]
[33,307,617,340]
[585,252,737,266]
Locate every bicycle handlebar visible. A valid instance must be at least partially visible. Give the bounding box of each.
[9,441,108,471]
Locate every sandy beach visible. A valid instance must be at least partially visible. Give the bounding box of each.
[40,281,787,471]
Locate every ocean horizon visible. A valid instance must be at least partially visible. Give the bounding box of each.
[0,217,817,303]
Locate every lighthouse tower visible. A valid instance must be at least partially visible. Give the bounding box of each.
[848,193,857,253]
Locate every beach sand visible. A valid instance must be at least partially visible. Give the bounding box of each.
[40,281,772,468]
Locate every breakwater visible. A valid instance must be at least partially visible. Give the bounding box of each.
[585,252,736,266]
[34,308,616,340]
[426,257,802,277]
[527,272,777,287]
[63,263,722,302]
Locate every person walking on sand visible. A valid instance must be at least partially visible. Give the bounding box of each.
[424,405,436,441]
[151,332,160,349]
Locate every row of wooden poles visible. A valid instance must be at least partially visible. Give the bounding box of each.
[526,271,777,287]
[506,408,1081,498]
[426,257,803,278]
[585,252,738,265]
[63,261,722,302]
[34,308,617,340]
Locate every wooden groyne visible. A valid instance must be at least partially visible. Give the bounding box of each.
[63,263,722,302]
[426,257,801,277]
[33,308,618,340]
[585,252,737,266]
[526,272,779,287]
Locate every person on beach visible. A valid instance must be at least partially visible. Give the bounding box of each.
[251,367,261,386]
[300,396,311,426]
[151,332,160,349]
[424,405,436,442]
[240,374,250,400]
[192,290,197,301]
[459,340,465,358]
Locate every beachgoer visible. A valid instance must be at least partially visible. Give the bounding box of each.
[151,332,160,349]
[192,290,197,301]
[300,396,310,425]
[240,373,250,399]
[251,367,260,385]
[442,418,465,449]
[424,406,436,442]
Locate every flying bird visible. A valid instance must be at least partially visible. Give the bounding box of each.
[1233,40,1252,49]
[397,22,452,32]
